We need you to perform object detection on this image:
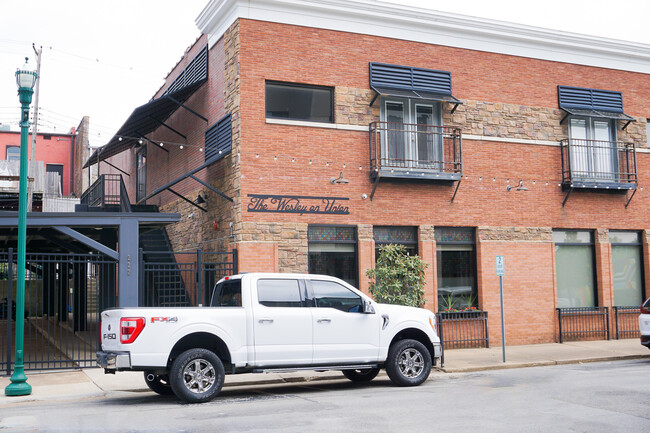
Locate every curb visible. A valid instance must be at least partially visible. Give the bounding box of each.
[440,354,650,373]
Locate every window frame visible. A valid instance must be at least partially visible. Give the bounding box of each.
[6,146,20,162]
[609,230,645,306]
[435,227,478,311]
[308,224,358,289]
[306,278,364,313]
[265,80,334,123]
[553,229,598,308]
[374,226,418,258]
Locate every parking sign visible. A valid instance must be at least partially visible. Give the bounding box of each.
[496,255,505,276]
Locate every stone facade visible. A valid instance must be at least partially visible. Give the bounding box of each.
[238,222,308,272]
[478,227,553,242]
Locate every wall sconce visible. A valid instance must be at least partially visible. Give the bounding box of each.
[195,194,206,205]
[330,172,349,184]
[507,180,528,192]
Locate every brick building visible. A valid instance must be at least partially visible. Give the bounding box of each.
[91,0,650,345]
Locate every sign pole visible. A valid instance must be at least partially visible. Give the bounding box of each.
[495,256,506,363]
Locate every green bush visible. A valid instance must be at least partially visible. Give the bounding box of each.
[366,244,428,307]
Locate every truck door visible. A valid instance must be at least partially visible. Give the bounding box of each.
[308,279,380,364]
[252,277,312,366]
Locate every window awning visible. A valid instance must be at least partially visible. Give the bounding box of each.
[369,63,462,112]
[558,85,636,129]
[85,46,208,168]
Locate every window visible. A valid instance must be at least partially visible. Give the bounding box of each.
[381,98,443,169]
[374,226,417,258]
[554,230,596,308]
[210,279,242,307]
[568,117,617,181]
[257,279,303,308]
[6,146,19,162]
[136,148,146,203]
[310,280,362,313]
[609,231,644,307]
[308,226,358,288]
[436,227,477,311]
[265,81,333,123]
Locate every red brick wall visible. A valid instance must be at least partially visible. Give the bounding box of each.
[0,131,75,196]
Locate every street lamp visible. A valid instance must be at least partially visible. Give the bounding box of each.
[5,58,37,397]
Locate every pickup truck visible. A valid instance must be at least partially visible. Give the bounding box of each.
[97,273,442,403]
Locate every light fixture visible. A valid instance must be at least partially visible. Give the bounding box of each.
[195,194,206,205]
[330,172,349,184]
[507,180,528,192]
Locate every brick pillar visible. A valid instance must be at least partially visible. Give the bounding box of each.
[594,229,613,337]
[357,224,374,295]
[418,225,436,312]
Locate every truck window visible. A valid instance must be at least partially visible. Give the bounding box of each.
[211,279,242,307]
[311,280,362,313]
[257,279,303,307]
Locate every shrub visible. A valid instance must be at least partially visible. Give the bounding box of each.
[366,244,428,307]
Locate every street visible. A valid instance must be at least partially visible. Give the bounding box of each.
[2,359,649,433]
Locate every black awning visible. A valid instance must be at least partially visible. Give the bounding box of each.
[370,86,463,112]
[559,107,636,130]
[85,46,208,168]
[84,80,206,167]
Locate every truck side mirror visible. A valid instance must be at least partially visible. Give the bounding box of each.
[362,300,375,314]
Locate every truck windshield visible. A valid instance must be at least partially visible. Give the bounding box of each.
[210,279,242,307]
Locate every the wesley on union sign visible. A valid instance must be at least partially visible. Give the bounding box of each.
[247,194,350,215]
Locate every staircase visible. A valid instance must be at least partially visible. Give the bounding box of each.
[140,228,191,307]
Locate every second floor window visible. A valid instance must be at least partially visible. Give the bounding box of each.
[265,81,333,123]
[6,146,20,162]
[569,117,617,181]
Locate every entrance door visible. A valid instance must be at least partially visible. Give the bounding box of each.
[412,101,442,169]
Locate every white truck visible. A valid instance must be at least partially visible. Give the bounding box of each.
[97,273,442,403]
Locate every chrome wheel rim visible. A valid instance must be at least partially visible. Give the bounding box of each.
[182,358,216,394]
[397,348,424,378]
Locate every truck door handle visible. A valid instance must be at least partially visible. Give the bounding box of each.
[317,318,331,323]
[258,319,274,324]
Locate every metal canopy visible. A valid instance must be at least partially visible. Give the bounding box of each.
[85,46,209,168]
[370,86,463,112]
[559,107,636,129]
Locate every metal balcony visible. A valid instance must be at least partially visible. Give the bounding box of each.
[79,174,132,212]
[560,139,637,192]
[369,122,462,182]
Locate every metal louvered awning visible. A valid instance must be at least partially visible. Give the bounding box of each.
[84,46,208,168]
[369,62,462,112]
[558,85,636,129]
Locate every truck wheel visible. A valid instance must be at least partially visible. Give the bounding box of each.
[342,367,380,382]
[144,371,174,395]
[385,339,431,387]
[169,348,225,403]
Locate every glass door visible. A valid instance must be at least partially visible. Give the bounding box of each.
[136,148,146,202]
[569,117,616,182]
[412,101,442,170]
[384,100,407,168]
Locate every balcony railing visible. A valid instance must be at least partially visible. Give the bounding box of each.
[370,122,462,180]
[79,174,131,212]
[560,139,637,190]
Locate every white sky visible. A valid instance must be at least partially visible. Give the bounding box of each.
[1,0,648,148]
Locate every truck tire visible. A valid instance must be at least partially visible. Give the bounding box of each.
[342,367,380,382]
[385,339,431,387]
[169,348,225,403]
[144,371,174,395]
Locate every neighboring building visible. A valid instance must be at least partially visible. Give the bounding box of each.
[89,0,650,346]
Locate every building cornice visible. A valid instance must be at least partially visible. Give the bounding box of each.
[196,0,650,74]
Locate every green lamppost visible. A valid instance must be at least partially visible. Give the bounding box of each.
[5,58,37,396]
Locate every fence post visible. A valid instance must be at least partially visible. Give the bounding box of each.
[484,311,490,348]
[6,248,14,376]
[232,248,238,275]
[605,307,610,340]
[197,249,203,306]
[557,308,563,343]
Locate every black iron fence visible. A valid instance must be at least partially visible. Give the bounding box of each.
[1,250,117,373]
[370,122,462,175]
[141,249,237,307]
[556,307,610,343]
[437,311,489,348]
[613,306,641,339]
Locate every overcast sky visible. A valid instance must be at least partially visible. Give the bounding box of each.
[1,0,648,148]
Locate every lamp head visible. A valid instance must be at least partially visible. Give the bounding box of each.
[16,57,37,91]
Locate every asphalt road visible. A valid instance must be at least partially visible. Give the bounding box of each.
[2,359,649,433]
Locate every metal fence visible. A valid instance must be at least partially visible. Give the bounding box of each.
[437,311,489,348]
[560,139,637,186]
[556,307,610,343]
[79,174,131,212]
[1,250,117,373]
[613,306,641,339]
[141,249,237,307]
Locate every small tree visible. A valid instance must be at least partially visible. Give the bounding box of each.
[366,244,428,307]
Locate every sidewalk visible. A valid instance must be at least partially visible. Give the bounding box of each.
[1,338,648,405]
